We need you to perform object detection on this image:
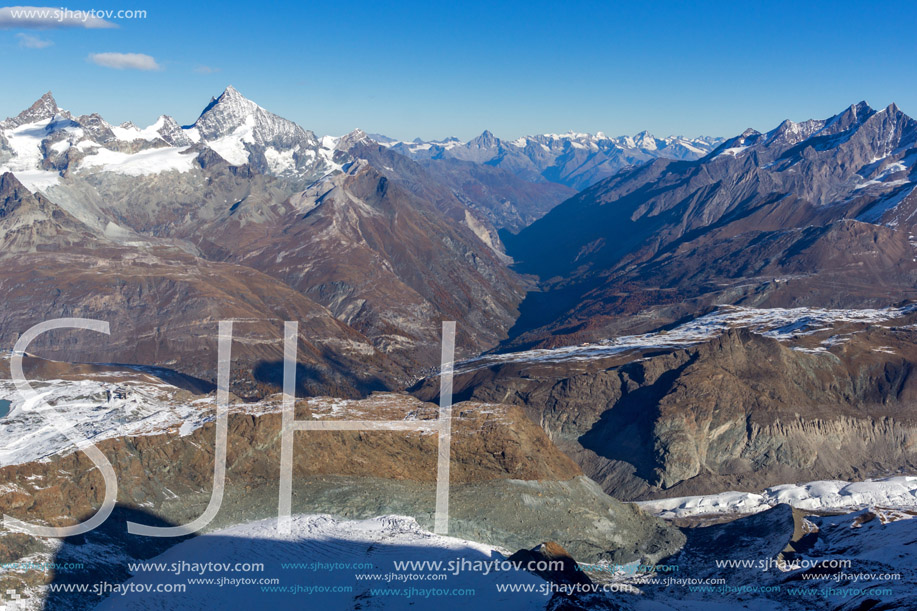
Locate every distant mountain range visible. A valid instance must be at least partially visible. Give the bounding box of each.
[504,100,917,348]
[372,130,723,190]
[0,87,728,394]
[4,89,915,376]
[0,86,343,191]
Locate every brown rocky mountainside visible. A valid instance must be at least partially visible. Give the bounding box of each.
[0,176,398,397]
[415,315,917,501]
[0,247,401,397]
[34,152,525,378]
[0,89,549,396]
[0,369,684,605]
[503,102,917,350]
[201,159,527,371]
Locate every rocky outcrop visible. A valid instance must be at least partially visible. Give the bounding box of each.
[0,172,99,252]
[417,326,917,500]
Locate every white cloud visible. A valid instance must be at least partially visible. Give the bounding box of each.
[0,6,117,29]
[89,52,161,71]
[194,65,220,74]
[15,32,52,47]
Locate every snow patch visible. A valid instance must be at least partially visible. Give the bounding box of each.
[456,305,915,374]
[78,146,198,177]
[638,476,917,518]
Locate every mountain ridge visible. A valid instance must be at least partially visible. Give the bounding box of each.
[0,89,541,395]
[377,128,723,190]
[501,100,917,350]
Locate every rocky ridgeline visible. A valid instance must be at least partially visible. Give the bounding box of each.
[418,323,917,501]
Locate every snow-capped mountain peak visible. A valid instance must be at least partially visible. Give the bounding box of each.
[2,91,67,129]
[633,130,658,150]
[192,85,270,140]
[335,128,369,151]
[0,87,349,192]
[818,100,877,137]
[470,129,498,148]
[185,86,331,176]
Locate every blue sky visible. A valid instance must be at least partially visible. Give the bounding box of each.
[1,0,915,140]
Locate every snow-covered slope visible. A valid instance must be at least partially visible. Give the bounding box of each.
[76,146,198,176]
[637,476,917,519]
[0,89,345,191]
[0,93,74,190]
[0,359,278,465]
[455,304,916,374]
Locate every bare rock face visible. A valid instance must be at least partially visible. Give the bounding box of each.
[0,172,100,251]
[1,91,66,129]
[214,160,527,371]
[419,324,917,501]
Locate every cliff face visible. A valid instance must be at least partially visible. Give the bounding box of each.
[418,326,917,501]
